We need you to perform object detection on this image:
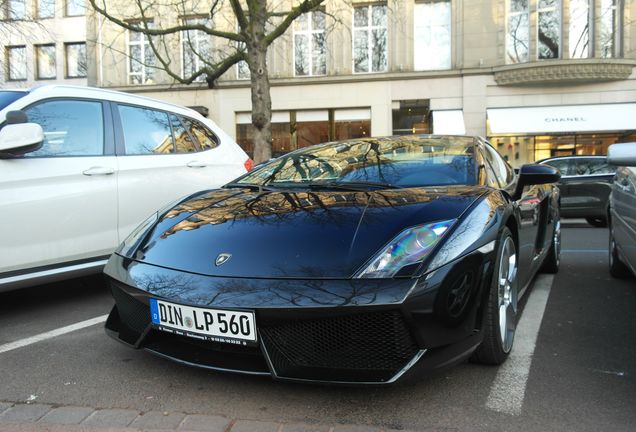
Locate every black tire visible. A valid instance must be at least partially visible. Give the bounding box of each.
[609,227,631,279]
[540,218,561,274]
[472,227,518,365]
[586,216,608,228]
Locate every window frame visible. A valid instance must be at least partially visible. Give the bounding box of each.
[293,9,327,77]
[6,45,27,81]
[505,0,530,64]
[180,15,211,82]
[64,42,87,78]
[126,21,156,85]
[65,0,85,17]
[35,43,57,80]
[37,0,56,19]
[352,3,388,74]
[5,0,26,20]
[536,0,562,60]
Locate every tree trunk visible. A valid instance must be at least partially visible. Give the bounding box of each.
[247,4,273,163]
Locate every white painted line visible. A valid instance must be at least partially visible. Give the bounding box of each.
[0,314,108,355]
[485,274,554,416]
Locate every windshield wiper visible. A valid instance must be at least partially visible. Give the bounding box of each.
[305,181,402,191]
[222,182,278,192]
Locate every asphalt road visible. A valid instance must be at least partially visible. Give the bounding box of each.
[1,221,634,431]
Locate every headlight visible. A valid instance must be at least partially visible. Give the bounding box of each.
[356,219,455,279]
[117,212,159,258]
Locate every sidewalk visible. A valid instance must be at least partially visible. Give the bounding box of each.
[0,402,427,432]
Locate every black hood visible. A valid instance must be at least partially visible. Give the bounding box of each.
[129,186,486,279]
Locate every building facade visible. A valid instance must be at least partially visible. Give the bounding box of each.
[0,0,88,88]
[3,1,635,167]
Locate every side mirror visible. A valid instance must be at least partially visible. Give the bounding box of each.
[0,123,44,158]
[512,164,561,200]
[608,143,636,167]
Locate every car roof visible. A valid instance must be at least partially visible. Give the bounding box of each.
[24,85,200,118]
[537,155,607,164]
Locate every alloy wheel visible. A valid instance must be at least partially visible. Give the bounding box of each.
[498,236,518,353]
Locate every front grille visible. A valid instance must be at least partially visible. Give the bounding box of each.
[110,281,151,336]
[260,310,419,382]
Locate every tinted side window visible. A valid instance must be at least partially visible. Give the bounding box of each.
[181,116,219,151]
[24,99,104,157]
[544,159,573,176]
[484,144,513,186]
[119,105,173,155]
[170,114,198,153]
[575,158,615,175]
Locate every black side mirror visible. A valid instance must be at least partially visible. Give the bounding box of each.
[512,164,560,200]
[6,110,28,125]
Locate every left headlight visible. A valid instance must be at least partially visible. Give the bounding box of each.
[356,219,455,279]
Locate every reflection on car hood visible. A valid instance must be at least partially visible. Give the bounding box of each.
[130,186,487,279]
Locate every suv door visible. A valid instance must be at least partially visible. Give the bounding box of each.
[0,99,118,274]
[113,104,229,240]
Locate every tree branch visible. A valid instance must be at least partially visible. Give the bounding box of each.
[265,0,325,46]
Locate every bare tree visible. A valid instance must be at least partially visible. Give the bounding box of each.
[89,0,331,163]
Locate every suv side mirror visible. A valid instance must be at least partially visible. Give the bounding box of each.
[0,123,44,158]
[512,164,561,200]
[608,143,636,167]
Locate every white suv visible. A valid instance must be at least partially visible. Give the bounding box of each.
[0,85,251,291]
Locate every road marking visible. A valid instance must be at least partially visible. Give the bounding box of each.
[485,274,554,416]
[0,315,108,355]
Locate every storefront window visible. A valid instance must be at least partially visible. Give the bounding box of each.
[392,100,431,135]
[236,109,371,157]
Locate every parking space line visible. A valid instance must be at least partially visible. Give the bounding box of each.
[0,315,108,355]
[485,274,554,416]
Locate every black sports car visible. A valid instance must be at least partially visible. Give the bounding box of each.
[104,135,561,384]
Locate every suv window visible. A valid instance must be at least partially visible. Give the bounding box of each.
[574,158,615,176]
[543,159,573,176]
[180,116,219,151]
[170,114,198,153]
[24,99,104,157]
[119,105,173,155]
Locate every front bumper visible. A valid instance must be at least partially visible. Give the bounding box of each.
[104,251,493,384]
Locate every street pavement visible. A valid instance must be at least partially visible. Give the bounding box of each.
[0,220,634,431]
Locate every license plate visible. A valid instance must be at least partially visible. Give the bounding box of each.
[149,298,256,345]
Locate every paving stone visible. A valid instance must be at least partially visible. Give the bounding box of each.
[0,404,12,416]
[280,423,331,432]
[0,404,51,423]
[177,414,231,431]
[38,406,94,425]
[81,408,139,428]
[332,425,381,432]
[230,419,281,432]
[130,411,186,429]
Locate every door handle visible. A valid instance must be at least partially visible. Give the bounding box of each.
[187,161,207,168]
[83,166,115,176]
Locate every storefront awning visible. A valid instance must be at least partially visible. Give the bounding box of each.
[487,103,636,135]
[432,110,466,135]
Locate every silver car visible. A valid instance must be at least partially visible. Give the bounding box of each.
[608,143,636,278]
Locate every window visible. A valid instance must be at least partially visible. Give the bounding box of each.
[170,115,198,153]
[484,144,514,186]
[180,117,219,151]
[353,4,387,73]
[65,42,86,78]
[6,0,26,20]
[66,0,85,16]
[392,100,431,135]
[36,44,56,79]
[181,17,211,81]
[294,10,327,76]
[574,158,615,175]
[6,46,27,81]
[414,0,451,70]
[37,0,55,19]
[128,24,156,85]
[506,0,529,63]
[543,158,573,176]
[118,105,173,155]
[569,0,590,58]
[600,0,621,58]
[24,100,104,157]
[538,0,561,59]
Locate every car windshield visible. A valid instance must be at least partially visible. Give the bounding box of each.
[234,136,477,189]
[0,91,27,111]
